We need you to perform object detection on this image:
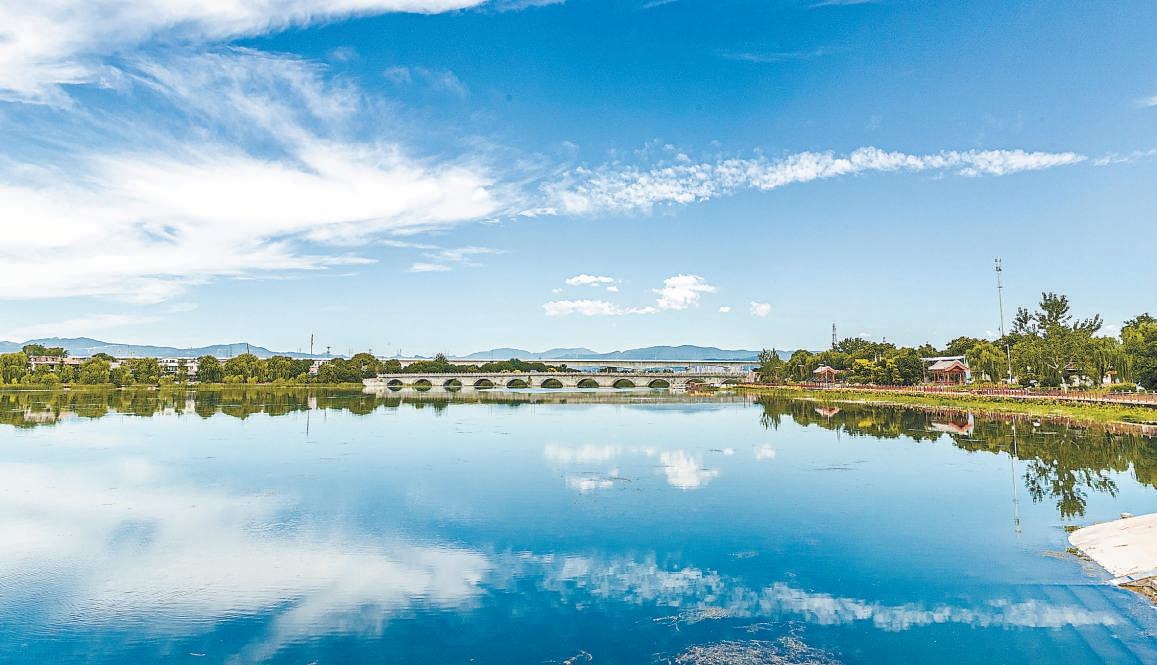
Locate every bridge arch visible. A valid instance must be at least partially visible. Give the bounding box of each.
[472,378,495,389]
[412,378,432,391]
[540,378,563,389]
[612,378,636,389]
[385,378,404,391]
[505,378,529,389]
[647,378,671,389]
[576,378,600,389]
[442,378,462,390]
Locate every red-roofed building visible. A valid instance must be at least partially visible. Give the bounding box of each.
[813,365,839,384]
[928,359,969,385]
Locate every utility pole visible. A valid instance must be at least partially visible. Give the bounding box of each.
[995,257,1013,384]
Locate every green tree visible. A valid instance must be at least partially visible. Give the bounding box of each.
[176,359,189,383]
[78,358,111,384]
[196,355,225,383]
[0,352,29,384]
[266,355,312,382]
[1011,292,1103,388]
[22,344,67,357]
[223,354,264,382]
[109,366,132,387]
[349,352,385,379]
[756,348,787,383]
[786,349,814,381]
[124,357,163,385]
[316,358,363,383]
[1122,314,1157,389]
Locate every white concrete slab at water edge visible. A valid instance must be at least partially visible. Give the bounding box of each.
[1069,513,1157,581]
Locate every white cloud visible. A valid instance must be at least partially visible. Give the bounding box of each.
[0,0,489,102]
[0,50,504,302]
[1141,95,1157,108]
[755,445,776,460]
[543,300,623,316]
[719,306,731,313]
[749,301,771,317]
[654,274,715,310]
[0,314,161,341]
[566,274,616,286]
[409,262,453,272]
[544,444,621,464]
[1092,148,1157,166]
[385,66,469,97]
[0,461,491,648]
[606,285,619,292]
[657,450,718,490]
[547,146,1087,214]
[415,246,503,271]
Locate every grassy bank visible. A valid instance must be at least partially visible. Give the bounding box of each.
[741,386,1157,427]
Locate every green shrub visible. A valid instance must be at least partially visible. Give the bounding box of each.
[1108,382,1137,393]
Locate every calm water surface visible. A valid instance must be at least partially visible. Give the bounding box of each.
[3,388,1157,664]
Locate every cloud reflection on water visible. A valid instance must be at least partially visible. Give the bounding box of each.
[0,461,490,638]
[544,443,721,491]
[510,553,1121,632]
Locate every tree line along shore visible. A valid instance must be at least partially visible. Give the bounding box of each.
[752,294,1157,392]
[0,347,571,388]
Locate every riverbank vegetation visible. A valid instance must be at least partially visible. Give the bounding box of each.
[0,344,573,388]
[744,386,1157,427]
[756,293,1157,390]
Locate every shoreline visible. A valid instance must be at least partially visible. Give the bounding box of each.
[741,385,1157,433]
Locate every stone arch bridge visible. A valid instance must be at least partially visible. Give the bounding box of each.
[364,371,741,391]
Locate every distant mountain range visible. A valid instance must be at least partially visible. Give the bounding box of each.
[0,337,321,359]
[459,345,779,361]
[0,338,790,361]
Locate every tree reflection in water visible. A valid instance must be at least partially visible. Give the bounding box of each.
[754,396,1154,520]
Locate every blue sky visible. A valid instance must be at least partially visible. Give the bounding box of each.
[1,0,1155,356]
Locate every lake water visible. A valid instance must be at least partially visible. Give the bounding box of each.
[3,388,1157,664]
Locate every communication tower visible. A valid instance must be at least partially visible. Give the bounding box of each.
[995,257,1013,383]
[831,323,837,350]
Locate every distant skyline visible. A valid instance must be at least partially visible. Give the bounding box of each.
[2,0,1155,356]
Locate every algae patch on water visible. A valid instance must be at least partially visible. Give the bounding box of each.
[663,637,840,665]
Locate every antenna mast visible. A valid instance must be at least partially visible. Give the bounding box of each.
[995,257,1013,384]
[831,323,837,350]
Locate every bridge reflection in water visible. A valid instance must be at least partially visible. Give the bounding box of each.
[364,371,742,391]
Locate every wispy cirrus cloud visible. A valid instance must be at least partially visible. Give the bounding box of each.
[542,300,625,316]
[0,0,490,103]
[0,314,161,341]
[0,50,505,302]
[545,147,1087,215]
[718,48,825,64]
